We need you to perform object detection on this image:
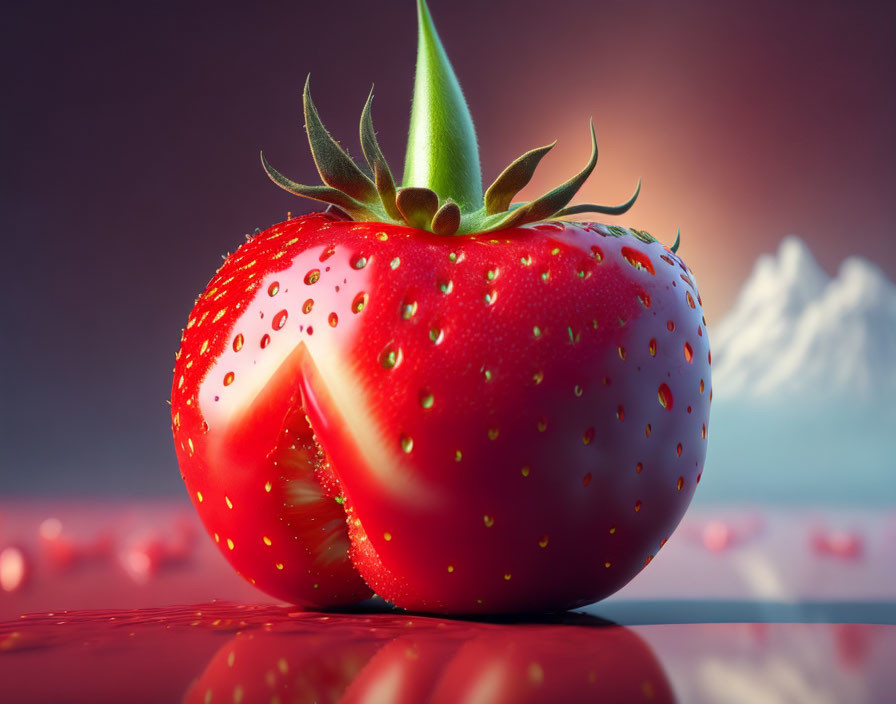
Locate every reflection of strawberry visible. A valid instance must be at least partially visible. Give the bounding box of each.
[189,617,674,704]
[341,635,463,704]
[183,631,378,704]
[171,0,710,612]
[427,626,675,704]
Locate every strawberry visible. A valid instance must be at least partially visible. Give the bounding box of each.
[171,0,710,613]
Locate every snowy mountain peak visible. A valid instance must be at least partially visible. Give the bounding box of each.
[736,236,829,312]
[712,236,896,402]
[836,256,896,300]
[777,235,828,283]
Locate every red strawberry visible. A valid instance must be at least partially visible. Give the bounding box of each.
[171,0,710,613]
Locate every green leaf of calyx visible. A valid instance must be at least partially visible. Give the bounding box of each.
[403,0,482,213]
[396,187,439,230]
[303,76,379,204]
[360,89,403,222]
[490,119,599,230]
[260,152,382,220]
[484,142,556,215]
[671,227,681,253]
[554,178,641,218]
[432,199,461,236]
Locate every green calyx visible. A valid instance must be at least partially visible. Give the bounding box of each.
[261,0,642,238]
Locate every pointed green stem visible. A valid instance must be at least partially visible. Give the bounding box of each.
[403,0,482,212]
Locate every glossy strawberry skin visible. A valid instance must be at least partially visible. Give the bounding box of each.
[172,212,711,613]
[171,213,372,607]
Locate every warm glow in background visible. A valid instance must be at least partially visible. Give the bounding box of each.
[2,0,894,493]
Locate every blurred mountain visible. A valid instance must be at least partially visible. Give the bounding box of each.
[712,236,896,401]
[700,236,896,505]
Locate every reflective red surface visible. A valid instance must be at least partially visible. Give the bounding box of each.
[3,604,894,703]
[1,501,894,702]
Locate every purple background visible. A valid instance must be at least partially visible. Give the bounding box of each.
[2,0,894,494]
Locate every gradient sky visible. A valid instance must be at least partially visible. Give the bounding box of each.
[2,0,894,494]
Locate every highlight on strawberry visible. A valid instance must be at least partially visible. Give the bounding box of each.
[171,0,710,614]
